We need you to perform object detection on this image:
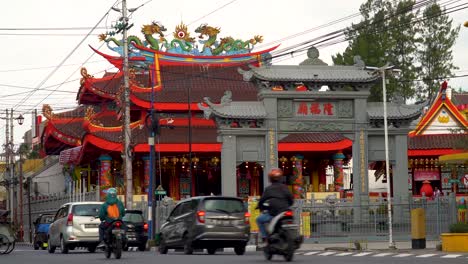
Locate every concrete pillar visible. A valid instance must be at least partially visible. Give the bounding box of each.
[393,134,410,223]
[98,155,112,200]
[221,135,237,196]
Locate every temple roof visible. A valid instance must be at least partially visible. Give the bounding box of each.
[367,102,425,120]
[408,134,467,150]
[80,65,258,108]
[242,64,379,83]
[279,133,347,143]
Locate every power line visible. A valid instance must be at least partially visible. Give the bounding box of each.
[188,0,239,26]
[12,0,120,111]
[0,60,105,73]
[0,27,107,31]
[0,33,100,37]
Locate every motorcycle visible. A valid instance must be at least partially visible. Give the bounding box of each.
[261,203,303,262]
[103,220,125,259]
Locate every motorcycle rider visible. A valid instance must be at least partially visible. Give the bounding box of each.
[256,168,294,248]
[97,188,126,248]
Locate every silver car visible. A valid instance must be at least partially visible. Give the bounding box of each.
[158,196,250,255]
[47,202,103,254]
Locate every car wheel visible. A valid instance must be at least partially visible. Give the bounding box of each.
[34,243,39,250]
[158,236,168,254]
[234,246,246,256]
[123,245,128,251]
[60,236,69,254]
[183,234,193,255]
[47,238,56,254]
[207,248,216,255]
[138,243,146,251]
[263,247,272,260]
[88,245,97,253]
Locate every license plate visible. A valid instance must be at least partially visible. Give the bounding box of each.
[85,224,98,228]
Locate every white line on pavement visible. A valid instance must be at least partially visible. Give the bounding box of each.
[353,252,372,257]
[416,254,438,258]
[394,253,413,257]
[441,254,461,258]
[373,253,394,257]
[335,252,353,256]
[318,251,336,256]
[304,251,320,255]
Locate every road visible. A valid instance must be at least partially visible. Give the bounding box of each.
[4,245,468,264]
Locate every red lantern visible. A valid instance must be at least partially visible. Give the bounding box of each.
[420,180,434,197]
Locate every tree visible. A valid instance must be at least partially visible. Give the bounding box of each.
[416,3,459,99]
[333,0,459,102]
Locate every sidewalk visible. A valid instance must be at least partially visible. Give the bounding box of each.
[299,240,438,252]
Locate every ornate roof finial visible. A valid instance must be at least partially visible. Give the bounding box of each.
[42,104,55,120]
[299,46,327,66]
[353,55,365,69]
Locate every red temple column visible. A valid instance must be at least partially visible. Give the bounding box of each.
[142,156,150,194]
[333,152,345,194]
[99,155,112,200]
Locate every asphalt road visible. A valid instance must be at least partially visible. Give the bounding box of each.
[5,245,468,264]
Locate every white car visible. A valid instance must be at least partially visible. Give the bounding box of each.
[47,202,103,254]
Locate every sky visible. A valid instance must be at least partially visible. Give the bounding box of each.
[0,0,467,149]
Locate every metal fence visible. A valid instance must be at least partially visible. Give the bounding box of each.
[292,193,457,242]
[18,192,458,243]
[21,191,98,242]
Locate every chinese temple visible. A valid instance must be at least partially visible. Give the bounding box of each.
[41,21,426,205]
[408,83,468,197]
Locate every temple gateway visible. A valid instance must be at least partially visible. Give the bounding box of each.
[42,22,425,211]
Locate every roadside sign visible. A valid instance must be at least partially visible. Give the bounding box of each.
[155,185,166,196]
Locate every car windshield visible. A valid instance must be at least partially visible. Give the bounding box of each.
[72,204,100,217]
[123,213,144,223]
[203,199,244,214]
[40,215,54,224]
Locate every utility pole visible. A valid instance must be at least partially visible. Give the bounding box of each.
[19,155,23,241]
[121,0,133,209]
[27,177,32,243]
[10,109,16,227]
[5,109,10,213]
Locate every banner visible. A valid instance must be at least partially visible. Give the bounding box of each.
[301,212,311,238]
[248,197,260,233]
[414,170,440,181]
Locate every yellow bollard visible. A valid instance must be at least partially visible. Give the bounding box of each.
[411,208,426,249]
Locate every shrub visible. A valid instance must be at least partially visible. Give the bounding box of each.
[449,223,468,233]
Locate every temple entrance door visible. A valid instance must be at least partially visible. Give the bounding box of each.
[236,162,263,198]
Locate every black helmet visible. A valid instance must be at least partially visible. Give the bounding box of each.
[268,168,283,183]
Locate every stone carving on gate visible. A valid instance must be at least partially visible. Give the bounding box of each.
[277,100,293,117]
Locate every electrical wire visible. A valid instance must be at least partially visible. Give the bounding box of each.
[188,0,238,26]
[11,0,120,111]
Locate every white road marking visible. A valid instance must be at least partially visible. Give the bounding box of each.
[394,253,413,257]
[353,252,372,257]
[373,253,394,257]
[303,251,320,255]
[335,252,353,256]
[441,254,461,258]
[318,251,336,256]
[416,254,438,258]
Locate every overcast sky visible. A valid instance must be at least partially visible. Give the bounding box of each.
[0,0,467,147]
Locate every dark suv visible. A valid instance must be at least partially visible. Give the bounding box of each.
[158,196,250,255]
[122,210,148,251]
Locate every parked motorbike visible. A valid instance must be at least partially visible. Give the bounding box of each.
[104,220,125,259]
[261,203,303,262]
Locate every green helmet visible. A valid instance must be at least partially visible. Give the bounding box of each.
[107,188,117,198]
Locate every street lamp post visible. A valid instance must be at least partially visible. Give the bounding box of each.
[366,64,400,249]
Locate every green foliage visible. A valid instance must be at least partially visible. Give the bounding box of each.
[416,3,460,99]
[333,0,459,101]
[449,223,468,233]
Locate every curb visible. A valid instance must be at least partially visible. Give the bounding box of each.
[149,245,259,253]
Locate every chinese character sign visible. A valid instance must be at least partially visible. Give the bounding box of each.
[294,101,336,117]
